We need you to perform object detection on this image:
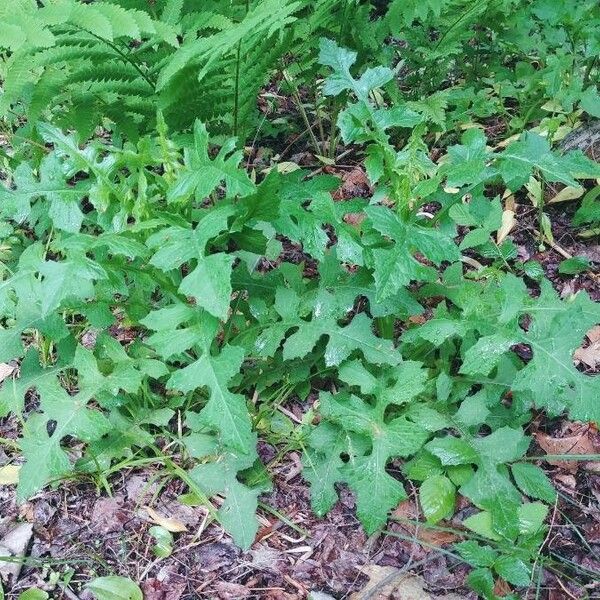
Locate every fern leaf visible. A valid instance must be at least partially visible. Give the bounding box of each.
[93,3,141,38]
[69,4,115,40]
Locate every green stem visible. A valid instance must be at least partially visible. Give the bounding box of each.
[283,70,321,156]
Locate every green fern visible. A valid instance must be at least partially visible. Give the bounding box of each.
[0,0,357,139]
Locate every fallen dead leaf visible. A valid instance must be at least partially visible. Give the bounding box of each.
[574,325,600,369]
[0,522,33,583]
[535,423,600,473]
[553,473,577,491]
[392,500,459,549]
[145,506,188,533]
[276,161,301,174]
[0,465,20,485]
[214,581,252,599]
[344,212,366,226]
[407,315,427,325]
[141,578,186,600]
[333,167,370,200]
[91,496,129,534]
[0,363,15,384]
[496,209,516,244]
[350,565,466,600]
[547,185,584,204]
[574,341,600,368]
[586,326,600,344]
[494,578,512,596]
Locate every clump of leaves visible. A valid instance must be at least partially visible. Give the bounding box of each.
[1,3,599,596]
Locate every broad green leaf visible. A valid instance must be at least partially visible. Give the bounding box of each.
[511,463,556,503]
[17,350,112,500]
[454,540,498,568]
[85,576,143,600]
[302,422,350,516]
[419,475,455,523]
[0,153,86,232]
[366,205,460,300]
[498,133,582,190]
[426,437,478,466]
[188,434,263,549]
[512,283,600,421]
[168,345,252,452]
[319,38,392,101]
[466,568,495,599]
[463,511,502,541]
[168,121,254,202]
[317,389,429,532]
[558,256,590,275]
[518,502,548,536]
[494,555,531,587]
[18,590,49,600]
[473,427,530,465]
[179,253,234,320]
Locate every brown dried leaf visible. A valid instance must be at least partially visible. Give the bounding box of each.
[535,423,600,472]
[350,565,467,600]
[141,578,186,600]
[333,167,370,200]
[213,581,252,600]
[573,326,600,368]
[494,578,512,596]
[586,326,600,344]
[392,500,459,548]
[0,522,33,583]
[547,186,584,204]
[574,341,600,368]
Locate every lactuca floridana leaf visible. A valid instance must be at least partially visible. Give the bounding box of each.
[16,346,115,500]
[186,432,263,549]
[320,391,429,532]
[459,332,518,376]
[259,287,400,367]
[140,304,218,359]
[0,250,104,362]
[0,349,61,417]
[319,38,393,101]
[497,132,600,191]
[305,361,431,533]
[512,281,600,422]
[302,422,365,517]
[0,153,86,233]
[273,171,364,264]
[428,427,530,540]
[167,121,255,203]
[442,128,495,188]
[365,205,460,300]
[284,312,400,367]
[168,345,252,453]
[178,253,235,321]
[147,204,235,320]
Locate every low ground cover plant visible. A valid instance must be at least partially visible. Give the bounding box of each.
[0,1,599,597]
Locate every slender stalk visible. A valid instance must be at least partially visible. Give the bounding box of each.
[283,70,321,156]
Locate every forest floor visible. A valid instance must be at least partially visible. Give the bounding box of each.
[0,128,599,600]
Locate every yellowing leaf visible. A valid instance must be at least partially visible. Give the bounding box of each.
[548,186,584,204]
[144,506,188,532]
[276,161,301,173]
[0,465,20,485]
[496,209,515,244]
